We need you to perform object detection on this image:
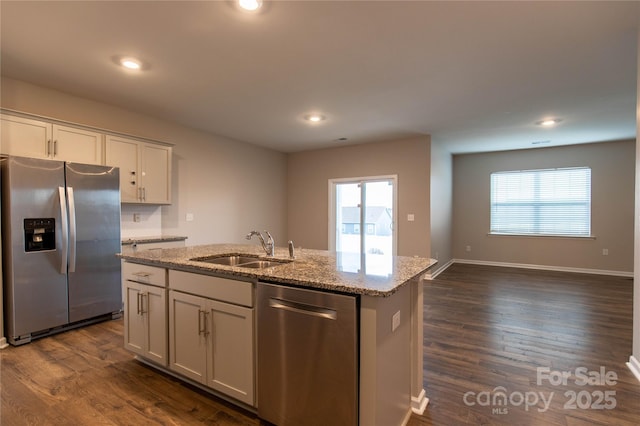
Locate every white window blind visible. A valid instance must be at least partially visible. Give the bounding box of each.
[490,167,591,237]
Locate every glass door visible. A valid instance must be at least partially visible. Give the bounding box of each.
[330,176,397,259]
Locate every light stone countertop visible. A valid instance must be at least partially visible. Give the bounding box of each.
[117,243,437,297]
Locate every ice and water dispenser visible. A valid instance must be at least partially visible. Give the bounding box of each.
[24,218,56,252]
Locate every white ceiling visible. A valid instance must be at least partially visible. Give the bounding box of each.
[1,1,637,154]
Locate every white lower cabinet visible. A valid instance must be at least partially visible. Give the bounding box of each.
[207,298,254,403]
[122,263,168,366]
[168,290,208,383]
[124,281,168,366]
[168,270,255,406]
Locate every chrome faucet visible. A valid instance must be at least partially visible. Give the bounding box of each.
[246,230,275,257]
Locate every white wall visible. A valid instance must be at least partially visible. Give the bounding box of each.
[452,140,635,275]
[429,140,453,276]
[0,77,288,246]
[287,136,431,257]
[120,205,162,239]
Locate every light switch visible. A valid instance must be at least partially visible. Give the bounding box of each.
[407,214,415,222]
[186,213,194,222]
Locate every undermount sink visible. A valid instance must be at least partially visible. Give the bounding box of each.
[190,254,291,269]
[237,260,287,269]
[192,254,260,266]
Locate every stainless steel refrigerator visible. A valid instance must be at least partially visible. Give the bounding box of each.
[1,156,122,345]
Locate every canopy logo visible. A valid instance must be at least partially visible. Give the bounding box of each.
[462,387,553,415]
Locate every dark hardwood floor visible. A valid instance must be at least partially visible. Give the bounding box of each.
[410,264,640,426]
[0,318,262,425]
[1,264,639,425]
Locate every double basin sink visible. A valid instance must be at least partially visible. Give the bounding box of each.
[190,253,291,269]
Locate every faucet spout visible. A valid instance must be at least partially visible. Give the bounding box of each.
[246,230,275,257]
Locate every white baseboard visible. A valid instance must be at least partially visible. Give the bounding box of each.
[627,356,640,383]
[411,389,429,415]
[423,259,454,280]
[452,259,634,278]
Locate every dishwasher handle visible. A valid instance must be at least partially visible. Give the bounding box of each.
[268,297,337,320]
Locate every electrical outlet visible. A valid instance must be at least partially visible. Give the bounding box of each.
[466,245,471,252]
[186,213,194,222]
[407,214,415,222]
[602,249,609,256]
[133,213,140,223]
[392,311,401,332]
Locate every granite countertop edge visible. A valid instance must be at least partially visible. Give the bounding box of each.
[122,235,188,245]
[117,244,437,297]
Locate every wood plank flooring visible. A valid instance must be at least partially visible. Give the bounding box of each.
[1,264,639,425]
[409,264,640,426]
[0,320,262,425]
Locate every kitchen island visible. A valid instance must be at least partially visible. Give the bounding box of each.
[118,244,436,426]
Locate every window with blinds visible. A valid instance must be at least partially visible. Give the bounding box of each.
[490,167,591,237]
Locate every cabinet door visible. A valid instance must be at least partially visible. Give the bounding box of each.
[0,114,50,159]
[169,290,208,384]
[123,281,168,365]
[207,300,255,405]
[105,135,139,202]
[144,285,168,366]
[140,143,171,204]
[124,281,146,357]
[53,125,103,165]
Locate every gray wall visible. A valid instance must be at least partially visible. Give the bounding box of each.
[1,77,288,246]
[453,140,635,274]
[287,136,431,257]
[429,140,453,276]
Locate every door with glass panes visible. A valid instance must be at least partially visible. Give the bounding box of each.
[329,176,397,273]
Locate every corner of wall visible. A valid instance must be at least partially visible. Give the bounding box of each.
[631,2,640,380]
[429,140,453,269]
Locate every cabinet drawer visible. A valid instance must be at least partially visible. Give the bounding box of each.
[123,262,167,287]
[169,270,253,307]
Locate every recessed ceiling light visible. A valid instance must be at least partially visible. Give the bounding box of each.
[305,114,326,123]
[114,56,147,71]
[120,58,142,70]
[537,118,562,126]
[238,0,262,11]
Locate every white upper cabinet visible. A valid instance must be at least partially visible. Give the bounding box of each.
[105,135,172,205]
[53,125,103,164]
[1,114,103,165]
[140,142,171,204]
[105,136,139,202]
[0,114,50,159]
[1,112,172,205]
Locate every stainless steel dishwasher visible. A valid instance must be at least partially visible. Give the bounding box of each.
[257,282,358,426]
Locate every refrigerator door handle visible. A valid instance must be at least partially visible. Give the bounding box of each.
[58,186,69,274]
[67,187,77,273]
